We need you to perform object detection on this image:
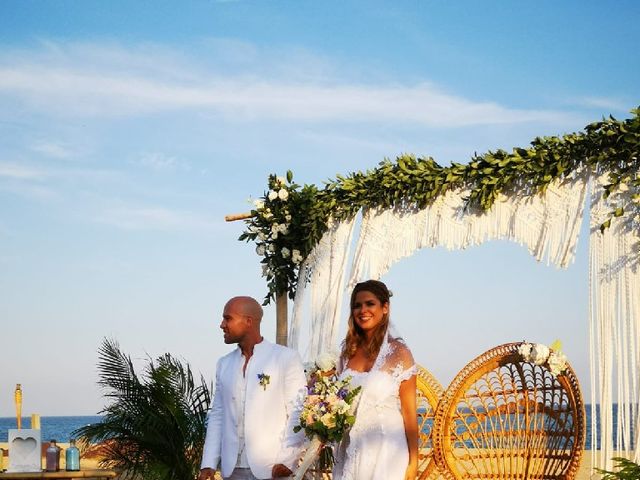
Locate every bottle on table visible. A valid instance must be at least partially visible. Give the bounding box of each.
[65,438,80,471]
[45,440,60,472]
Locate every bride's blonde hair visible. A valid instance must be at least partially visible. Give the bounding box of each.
[341,280,391,360]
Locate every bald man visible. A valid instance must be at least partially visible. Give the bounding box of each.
[199,296,306,480]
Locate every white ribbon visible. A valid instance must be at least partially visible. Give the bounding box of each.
[292,437,322,480]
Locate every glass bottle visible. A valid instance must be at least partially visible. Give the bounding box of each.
[45,440,60,472]
[65,439,80,471]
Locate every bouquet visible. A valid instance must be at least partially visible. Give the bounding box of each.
[293,352,362,479]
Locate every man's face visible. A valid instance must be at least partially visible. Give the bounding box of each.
[220,301,250,344]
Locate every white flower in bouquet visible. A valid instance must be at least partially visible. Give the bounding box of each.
[256,245,266,256]
[315,351,337,372]
[277,176,287,185]
[278,188,289,200]
[261,265,270,277]
[267,244,275,253]
[320,412,337,428]
[547,351,568,376]
[280,225,289,235]
[258,232,267,241]
[292,249,303,265]
[285,214,292,222]
[530,343,550,365]
[268,190,278,200]
[281,247,291,258]
[253,199,265,210]
[518,343,533,361]
[272,231,278,240]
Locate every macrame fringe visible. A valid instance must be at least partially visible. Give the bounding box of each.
[291,170,640,468]
[289,217,357,359]
[589,173,640,469]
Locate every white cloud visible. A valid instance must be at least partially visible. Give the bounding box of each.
[136,152,190,172]
[0,41,579,127]
[574,97,631,113]
[97,204,219,232]
[0,161,46,179]
[30,141,75,159]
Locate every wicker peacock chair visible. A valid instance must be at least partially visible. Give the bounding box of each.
[417,365,446,479]
[432,342,585,480]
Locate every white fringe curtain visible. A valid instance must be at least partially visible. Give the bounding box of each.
[348,172,588,285]
[589,174,640,469]
[290,170,640,468]
[288,217,357,360]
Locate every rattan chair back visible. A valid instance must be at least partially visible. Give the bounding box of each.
[433,342,585,480]
[417,365,446,479]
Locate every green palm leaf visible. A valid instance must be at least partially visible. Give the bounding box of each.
[74,338,211,480]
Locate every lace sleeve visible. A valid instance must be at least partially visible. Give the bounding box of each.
[381,337,417,383]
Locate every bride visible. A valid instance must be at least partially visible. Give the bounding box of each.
[333,280,418,480]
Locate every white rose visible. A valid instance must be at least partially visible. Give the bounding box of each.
[280,225,289,235]
[271,223,280,233]
[285,214,292,222]
[518,343,533,361]
[292,250,303,265]
[334,399,349,414]
[253,199,265,209]
[316,351,337,372]
[547,351,568,376]
[277,176,287,185]
[263,211,273,219]
[268,190,278,201]
[261,265,270,277]
[281,247,291,258]
[530,344,550,365]
[320,412,336,428]
[258,232,267,241]
[278,188,289,200]
[272,231,278,240]
[267,244,275,253]
[256,245,266,256]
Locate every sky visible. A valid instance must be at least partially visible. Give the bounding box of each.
[0,0,638,416]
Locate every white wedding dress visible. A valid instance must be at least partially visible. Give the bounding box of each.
[333,329,417,480]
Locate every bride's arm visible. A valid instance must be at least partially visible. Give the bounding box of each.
[399,373,418,480]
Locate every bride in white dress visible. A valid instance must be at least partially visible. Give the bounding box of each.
[333,280,418,480]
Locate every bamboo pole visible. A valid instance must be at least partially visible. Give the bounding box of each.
[225,212,252,222]
[224,211,288,345]
[276,293,288,346]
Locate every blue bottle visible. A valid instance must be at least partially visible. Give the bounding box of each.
[65,439,80,471]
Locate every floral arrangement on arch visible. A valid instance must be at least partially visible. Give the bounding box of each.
[239,171,317,304]
[293,352,362,479]
[518,340,568,377]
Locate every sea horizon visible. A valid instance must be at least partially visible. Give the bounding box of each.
[1,404,632,450]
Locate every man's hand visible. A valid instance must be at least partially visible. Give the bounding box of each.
[272,463,293,478]
[198,468,216,480]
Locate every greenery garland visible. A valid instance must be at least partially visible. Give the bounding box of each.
[241,108,640,304]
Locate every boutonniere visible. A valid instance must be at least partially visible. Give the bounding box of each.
[257,373,271,391]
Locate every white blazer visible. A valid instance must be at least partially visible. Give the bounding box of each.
[201,339,306,479]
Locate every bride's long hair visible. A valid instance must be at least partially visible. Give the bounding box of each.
[341,280,391,360]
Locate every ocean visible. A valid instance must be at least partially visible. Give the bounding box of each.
[0,405,630,449]
[0,416,103,443]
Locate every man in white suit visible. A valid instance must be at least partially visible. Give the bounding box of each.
[198,296,306,480]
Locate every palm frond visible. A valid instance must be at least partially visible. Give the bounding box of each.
[74,338,212,480]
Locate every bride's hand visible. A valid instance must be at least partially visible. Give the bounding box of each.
[404,459,418,480]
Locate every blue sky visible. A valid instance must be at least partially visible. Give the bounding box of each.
[0,1,638,416]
